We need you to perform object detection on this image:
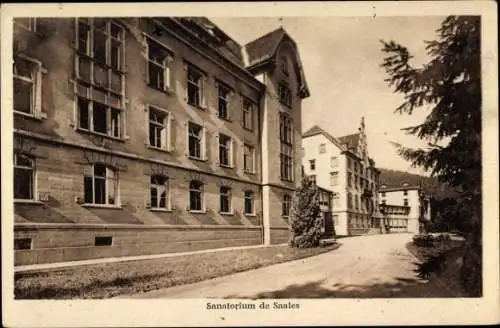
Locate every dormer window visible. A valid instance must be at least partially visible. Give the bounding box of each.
[280,55,289,76]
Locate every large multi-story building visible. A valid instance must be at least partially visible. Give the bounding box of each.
[11,17,310,265]
[301,118,382,236]
[379,183,431,234]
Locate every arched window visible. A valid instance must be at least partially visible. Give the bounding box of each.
[244,190,255,215]
[150,175,169,209]
[14,152,35,200]
[189,180,203,211]
[84,163,119,205]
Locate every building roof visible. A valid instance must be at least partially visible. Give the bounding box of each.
[244,27,286,67]
[302,125,345,150]
[337,133,360,150]
[244,27,310,98]
[380,185,421,192]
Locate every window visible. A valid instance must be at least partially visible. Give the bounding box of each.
[319,143,326,154]
[330,172,338,186]
[347,192,353,209]
[381,200,386,205]
[146,37,173,91]
[404,198,409,207]
[282,194,292,217]
[189,180,204,211]
[84,163,119,205]
[309,175,317,185]
[355,196,359,210]
[381,192,386,197]
[148,106,171,150]
[95,236,113,246]
[244,190,255,215]
[14,152,35,200]
[333,215,339,225]
[355,176,359,190]
[242,99,254,131]
[14,18,39,32]
[75,19,124,138]
[243,144,255,173]
[188,122,204,160]
[309,159,316,171]
[13,56,44,117]
[187,65,203,107]
[218,83,230,120]
[218,134,232,167]
[279,114,294,181]
[150,175,169,209]
[333,193,340,208]
[278,82,292,108]
[219,186,231,213]
[403,190,408,196]
[331,156,338,168]
[14,238,32,250]
[347,172,352,188]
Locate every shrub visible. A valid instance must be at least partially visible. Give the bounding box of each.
[413,234,434,247]
[289,178,323,248]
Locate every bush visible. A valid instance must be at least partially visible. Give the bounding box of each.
[289,178,323,248]
[413,234,434,247]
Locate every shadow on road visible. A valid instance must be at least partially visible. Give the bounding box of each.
[224,275,458,299]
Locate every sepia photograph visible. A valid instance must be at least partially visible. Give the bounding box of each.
[1,1,498,327]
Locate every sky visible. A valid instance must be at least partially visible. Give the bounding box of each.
[209,16,446,175]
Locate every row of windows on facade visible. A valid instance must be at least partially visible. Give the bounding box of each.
[309,157,339,171]
[347,172,376,192]
[346,193,376,213]
[13,155,260,215]
[14,18,295,181]
[347,214,373,229]
[380,199,409,207]
[14,18,295,132]
[380,190,409,197]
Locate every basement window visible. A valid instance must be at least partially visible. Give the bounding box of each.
[14,238,32,250]
[95,236,113,246]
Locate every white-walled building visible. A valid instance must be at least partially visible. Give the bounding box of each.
[302,118,382,236]
[379,183,432,233]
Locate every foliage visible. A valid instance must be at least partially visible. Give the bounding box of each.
[412,234,434,247]
[381,16,482,296]
[289,178,324,248]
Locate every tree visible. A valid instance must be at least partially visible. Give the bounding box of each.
[289,178,324,248]
[380,16,481,296]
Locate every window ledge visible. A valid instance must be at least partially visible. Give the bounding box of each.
[14,199,44,205]
[148,84,175,96]
[14,111,47,121]
[187,102,208,111]
[148,145,172,154]
[244,170,257,175]
[188,156,207,163]
[244,213,257,217]
[219,164,233,169]
[150,208,173,213]
[218,116,232,123]
[242,126,254,132]
[82,204,123,210]
[189,210,207,214]
[76,129,126,143]
[219,211,234,216]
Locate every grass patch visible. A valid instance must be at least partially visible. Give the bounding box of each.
[15,243,340,299]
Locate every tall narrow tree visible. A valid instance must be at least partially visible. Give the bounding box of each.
[380,16,481,296]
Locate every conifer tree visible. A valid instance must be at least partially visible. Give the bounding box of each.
[289,178,324,248]
[380,16,481,296]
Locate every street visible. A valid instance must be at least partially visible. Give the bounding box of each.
[127,233,457,298]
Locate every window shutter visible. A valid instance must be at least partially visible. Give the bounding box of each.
[185,122,189,157]
[201,75,208,109]
[34,63,47,118]
[183,63,188,102]
[164,62,171,91]
[214,134,219,165]
[142,36,149,84]
[231,139,236,169]
[144,104,150,146]
[202,127,208,160]
[168,114,175,152]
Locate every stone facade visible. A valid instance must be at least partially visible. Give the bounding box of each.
[12,17,309,264]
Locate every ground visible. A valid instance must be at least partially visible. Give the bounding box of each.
[126,233,459,298]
